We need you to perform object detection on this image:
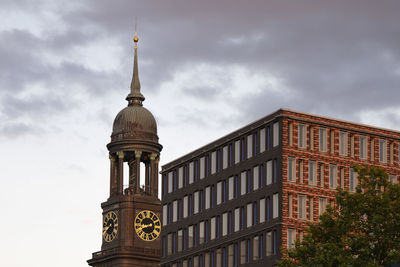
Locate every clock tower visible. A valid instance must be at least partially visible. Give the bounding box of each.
[88,30,162,267]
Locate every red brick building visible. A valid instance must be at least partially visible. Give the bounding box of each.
[160,108,400,267]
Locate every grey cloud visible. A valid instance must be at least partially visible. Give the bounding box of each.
[1,0,400,137]
[0,122,42,137]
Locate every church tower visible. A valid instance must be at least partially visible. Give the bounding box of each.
[88,30,162,267]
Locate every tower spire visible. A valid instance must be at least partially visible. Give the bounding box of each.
[126,22,145,106]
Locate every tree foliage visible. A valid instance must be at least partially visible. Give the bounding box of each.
[278,165,400,267]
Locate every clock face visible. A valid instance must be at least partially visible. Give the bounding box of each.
[102,211,118,242]
[134,210,161,241]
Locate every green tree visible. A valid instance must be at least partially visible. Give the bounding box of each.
[279,165,400,267]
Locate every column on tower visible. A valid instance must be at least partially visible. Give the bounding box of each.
[150,153,159,197]
[134,150,142,193]
[109,154,117,197]
[128,156,137,192]
[116,151,124,194]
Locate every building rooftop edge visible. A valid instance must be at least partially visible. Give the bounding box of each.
[161,108,400,172]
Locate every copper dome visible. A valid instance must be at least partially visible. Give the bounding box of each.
[111,105,158,143]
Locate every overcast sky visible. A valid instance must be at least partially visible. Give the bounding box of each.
[1,1,400,266]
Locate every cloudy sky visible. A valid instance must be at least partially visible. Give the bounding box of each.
[1,0,400,266]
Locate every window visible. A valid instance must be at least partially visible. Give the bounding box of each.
[234,243,239,266]
[228,211,233,234]
[188,225,193,248]
[379,139,387,163]
[228,144,233,167]
[247,203,253,228]
[234,140,240,164]
[194,191,199,214]
[162,205,167,226]
[288,157,296,182]
[222,212,228,236]
[173,200,178,222]
[210,217,216,240]
[247,170,252,193]
[178,167,183,189]
[330,130,335,154]
[339,131,348,156]
[273,159,278,183]
[234,175,239,198]
[309,161,317,185]
[298,124,306,148]
[267,126,271,150]
[217,182,222,205]
[288,194,293,218]
[309,197,314,221]
[273,122,279,147]
[266,160,272,185]
[266,197,271,221]
[188,194,193,216]
[200,157,205,179]
[253,201,258,226]
[253,236,259,260]
[240,172,246,195]
[199,221,204,244]
[241,137,246,161]
[319,198,327,216]
[189,162,194,184]
[240,240,246,264]
[329,164,337,189]
[205,186,210,209]
[319,128,327,152]
[240,207,245,230]
[266,232,272,256]
[228,245,234,267]
[247,135,253,159]
[288,122,293,146]
[167,233,172,255]
[223,146,228,169]
[162,236,167,257]
[389,175,397,184]
[234,208,240,232]
[319,163,324,187]
[211,151,216,174]
[350,134,355,157]
[173,170,177,191]
[260,164,265,188]
[183,196,188,218]
[273,193,279,218]
[259,198,265,223]
[259,234,264,259]
[228,177,234,200]
[260,128,266,153]
[360,136,367,159]
[253,166,259,190]
[298,194,306,219]
[349,168,358,192]
[178,230,183,252]
[287,229,296,249]
[168,172,173,193]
